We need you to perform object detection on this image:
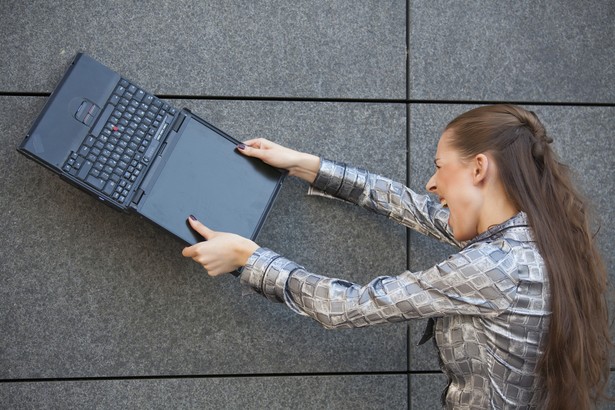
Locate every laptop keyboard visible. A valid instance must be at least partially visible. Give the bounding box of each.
[62,79,176,204]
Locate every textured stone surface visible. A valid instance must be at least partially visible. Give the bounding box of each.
[409,0,615,103]
[0,375,408,409]
[0,96,407,378]
[407,103,615,370]
[0,0,406,99]
[2,0,614,407]
[410,373,449,410]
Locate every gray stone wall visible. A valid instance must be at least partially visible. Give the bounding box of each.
[1,1,613,408]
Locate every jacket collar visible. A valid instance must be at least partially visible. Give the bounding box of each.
[465,212,530,247]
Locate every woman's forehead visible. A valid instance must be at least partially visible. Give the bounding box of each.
[436,130,456,154]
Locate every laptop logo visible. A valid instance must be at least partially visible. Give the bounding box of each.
[74,99,100,126]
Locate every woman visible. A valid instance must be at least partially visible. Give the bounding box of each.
[182,105,610,409]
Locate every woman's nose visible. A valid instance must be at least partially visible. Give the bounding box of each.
[425,174,436,193]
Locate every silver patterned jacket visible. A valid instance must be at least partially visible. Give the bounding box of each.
[241,159,550,409]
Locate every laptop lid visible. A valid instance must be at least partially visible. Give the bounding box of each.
[135,111,284,244]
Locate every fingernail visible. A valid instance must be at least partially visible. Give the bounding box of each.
[237,143,246,150]
[189,214,197,221]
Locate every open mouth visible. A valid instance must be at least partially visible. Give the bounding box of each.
[440,199,448,208]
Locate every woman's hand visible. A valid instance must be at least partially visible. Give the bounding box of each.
[238,138,320,184]
[182,216,259,276]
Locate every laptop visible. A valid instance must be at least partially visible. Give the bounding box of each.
[18,53,285,246]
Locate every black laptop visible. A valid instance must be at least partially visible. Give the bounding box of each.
[18,53,284,245]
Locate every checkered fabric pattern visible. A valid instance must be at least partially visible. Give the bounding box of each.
[241,159,550,409]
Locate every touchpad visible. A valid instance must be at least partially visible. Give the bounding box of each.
[138,116,282,244]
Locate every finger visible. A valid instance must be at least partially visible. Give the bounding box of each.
[242,138,268,148]
[241,138,259,148]
[187,215,216,239]
[182,244,198,258]
[236,143,264,160]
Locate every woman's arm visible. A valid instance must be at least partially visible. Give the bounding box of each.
[238,139,461,248]
[312,159,461,248]
[241,240,519,329]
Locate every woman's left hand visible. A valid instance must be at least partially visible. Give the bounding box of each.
[182,216,259,276]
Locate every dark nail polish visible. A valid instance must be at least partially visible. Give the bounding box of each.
[237,143,246,150]
[189,214,197,221]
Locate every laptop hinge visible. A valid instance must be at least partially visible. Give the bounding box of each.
[132,188,145,206]
[172,112,186,132]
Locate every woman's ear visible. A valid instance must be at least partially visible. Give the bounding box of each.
[473,153,489,185]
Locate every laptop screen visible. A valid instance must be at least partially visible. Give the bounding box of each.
[137,114,283,244]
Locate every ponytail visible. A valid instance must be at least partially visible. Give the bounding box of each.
[446,105,610,410]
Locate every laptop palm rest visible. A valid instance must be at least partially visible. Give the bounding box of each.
[137,114,282,245]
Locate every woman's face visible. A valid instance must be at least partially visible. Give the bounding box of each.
[425,130,483,241]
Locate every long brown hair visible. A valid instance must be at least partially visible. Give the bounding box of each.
[446,104,610,409]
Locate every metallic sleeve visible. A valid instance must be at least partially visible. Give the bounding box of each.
[241,248,305,310]
[241,240,519,330]
[311,158,461,248]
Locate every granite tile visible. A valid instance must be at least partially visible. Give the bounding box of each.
[0,374,408,409]
[407,104,615,370]
[0,0,406,99]
[0,96,408,378]
[409,1,615,103]
[410,372,448,410]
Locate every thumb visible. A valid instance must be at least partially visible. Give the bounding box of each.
[187,215,215,240]
[236,143,264,160]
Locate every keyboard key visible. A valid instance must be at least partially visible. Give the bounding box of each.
[74,156,85,169]
[77,160,93,179]
[78,145,90,157]
[86,174,105,190]
[135,90,145,101]
[103,180,117,195]
[84,135,96,147]
[110,94,120,105]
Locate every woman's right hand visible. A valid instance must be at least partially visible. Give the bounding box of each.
[238,138,321,184]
